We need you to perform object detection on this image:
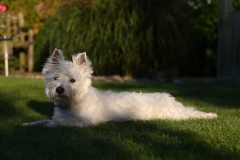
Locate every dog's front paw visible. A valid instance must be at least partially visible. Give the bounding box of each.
[43,120,61,127]
[22,122,33,126]
[22,120,50,126]
[43,119,86,127]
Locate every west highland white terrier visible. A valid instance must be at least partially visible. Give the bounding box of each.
[23,49,217,127]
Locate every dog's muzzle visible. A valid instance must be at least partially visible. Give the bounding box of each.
[56,86,65,94]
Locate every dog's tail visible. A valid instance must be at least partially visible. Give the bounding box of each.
[155,93,218,120]
[183,109,217,119]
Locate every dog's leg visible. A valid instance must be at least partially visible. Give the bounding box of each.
[43,118,87,127]
[23,120,50,126]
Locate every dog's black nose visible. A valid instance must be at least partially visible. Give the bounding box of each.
[56,86,65,94]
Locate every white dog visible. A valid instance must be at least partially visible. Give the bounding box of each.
[23,49,217,127]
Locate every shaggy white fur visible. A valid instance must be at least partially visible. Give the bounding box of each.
[23,49,217,127]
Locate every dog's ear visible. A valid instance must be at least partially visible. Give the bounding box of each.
[73,52,87,66]
[51,48,64,64]
[72,52,93,76]
[42,48,64,75]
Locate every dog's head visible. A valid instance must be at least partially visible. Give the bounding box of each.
[42,49,93,109]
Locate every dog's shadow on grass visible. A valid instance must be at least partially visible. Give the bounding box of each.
[98,121,238,159]
[26,120,235,159]
[27,100,53,116]
[121,121,236,159]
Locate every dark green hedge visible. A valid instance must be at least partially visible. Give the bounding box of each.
[34,0,215,77]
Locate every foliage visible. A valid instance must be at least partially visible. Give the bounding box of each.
[0,0,58,33]
[0,0,40,26]
[187,0,220,76]
[0,0,58,72]
[34,0,195,77]
[2,0,240,77]
[1,76,240,159]
[234,0,240,9]
[0,56,19,72]
[187,0,240,75]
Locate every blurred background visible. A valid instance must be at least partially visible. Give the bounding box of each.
[0,0,240,79]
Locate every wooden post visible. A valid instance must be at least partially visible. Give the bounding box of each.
[28,28,34,72]
[3,40,9,77]
[19,52,26,72]
[217,0,232,79]
[1,37,12,77]
[18,12,25,45]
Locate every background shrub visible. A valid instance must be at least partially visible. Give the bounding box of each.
[1,0,239,77]
[34,0,240,78]
[35,0,195,77]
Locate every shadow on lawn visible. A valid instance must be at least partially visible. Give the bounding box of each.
[0,91,31,121]
[96,121,239,159]
[0,99,18,119]
[3,120,238,159]
[27,100,53,116]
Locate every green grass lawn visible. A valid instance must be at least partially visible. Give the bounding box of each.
[0,76,240,160]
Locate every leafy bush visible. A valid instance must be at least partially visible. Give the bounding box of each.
[35,0,240,77]
[0,57,19,72]
[2,0,240,77]
[35,0,196,77]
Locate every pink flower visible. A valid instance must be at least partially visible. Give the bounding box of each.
[0,5,7,12]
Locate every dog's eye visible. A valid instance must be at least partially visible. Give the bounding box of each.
[70,78,76,83]
[54,76,58,80]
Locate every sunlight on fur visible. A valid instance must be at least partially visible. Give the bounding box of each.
[23,49,217,127]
